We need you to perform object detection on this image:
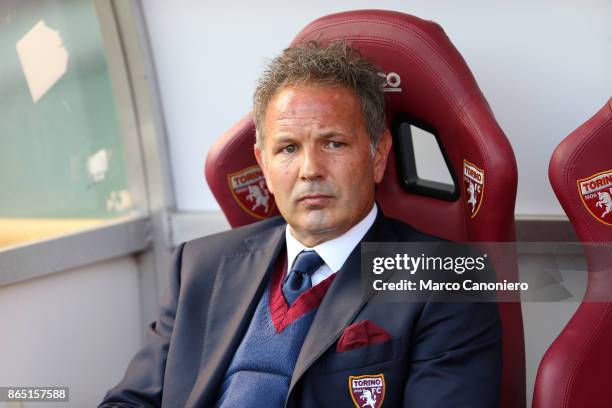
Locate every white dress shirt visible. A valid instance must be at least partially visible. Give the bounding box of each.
[285,203,377,286]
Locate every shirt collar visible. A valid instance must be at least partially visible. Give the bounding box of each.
[285,203,378,272]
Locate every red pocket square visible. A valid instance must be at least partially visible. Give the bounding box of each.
[336,320,391,352]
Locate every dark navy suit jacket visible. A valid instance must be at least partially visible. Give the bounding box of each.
[100,210,502,407]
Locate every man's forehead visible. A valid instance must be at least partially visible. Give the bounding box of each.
[270,83,357,111]
[265,83,361,124]
[267,121,348,139]
[258,82,370,146]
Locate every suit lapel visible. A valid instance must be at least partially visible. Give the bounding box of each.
[287,211,397,400]
[186,223,285,407]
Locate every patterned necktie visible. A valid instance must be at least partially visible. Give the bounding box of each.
[282,250,325,306]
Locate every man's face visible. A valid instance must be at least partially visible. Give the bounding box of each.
[254,83,391,246]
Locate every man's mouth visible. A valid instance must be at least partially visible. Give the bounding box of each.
[298,194,334,206]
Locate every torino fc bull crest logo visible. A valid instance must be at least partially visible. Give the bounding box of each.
[227,165,275,219]
[463,160,485,218]
[349,374,385,408]
[577,169,612,226]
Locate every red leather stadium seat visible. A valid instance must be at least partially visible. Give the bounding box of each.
[533,98,612,408]
[206,10,525,407]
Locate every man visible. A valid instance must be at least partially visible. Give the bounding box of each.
[100,41,502,407]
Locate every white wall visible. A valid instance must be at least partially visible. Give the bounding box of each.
[141,0,612,215]
[0,256,143,407]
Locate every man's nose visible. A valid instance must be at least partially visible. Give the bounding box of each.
[299,147,325,181]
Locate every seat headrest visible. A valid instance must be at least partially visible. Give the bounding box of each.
[549,98,612,243]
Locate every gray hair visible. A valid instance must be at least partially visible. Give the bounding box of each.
[253,40,386,154]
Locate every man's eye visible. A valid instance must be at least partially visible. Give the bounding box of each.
[326,141,345,149]
[280,145,297,154]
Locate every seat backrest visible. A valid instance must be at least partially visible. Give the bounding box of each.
[206,10,524,407]
[533,98,612,408]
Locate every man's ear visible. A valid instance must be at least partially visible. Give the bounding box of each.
[373,129,392,183]
[254,143,274,195]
